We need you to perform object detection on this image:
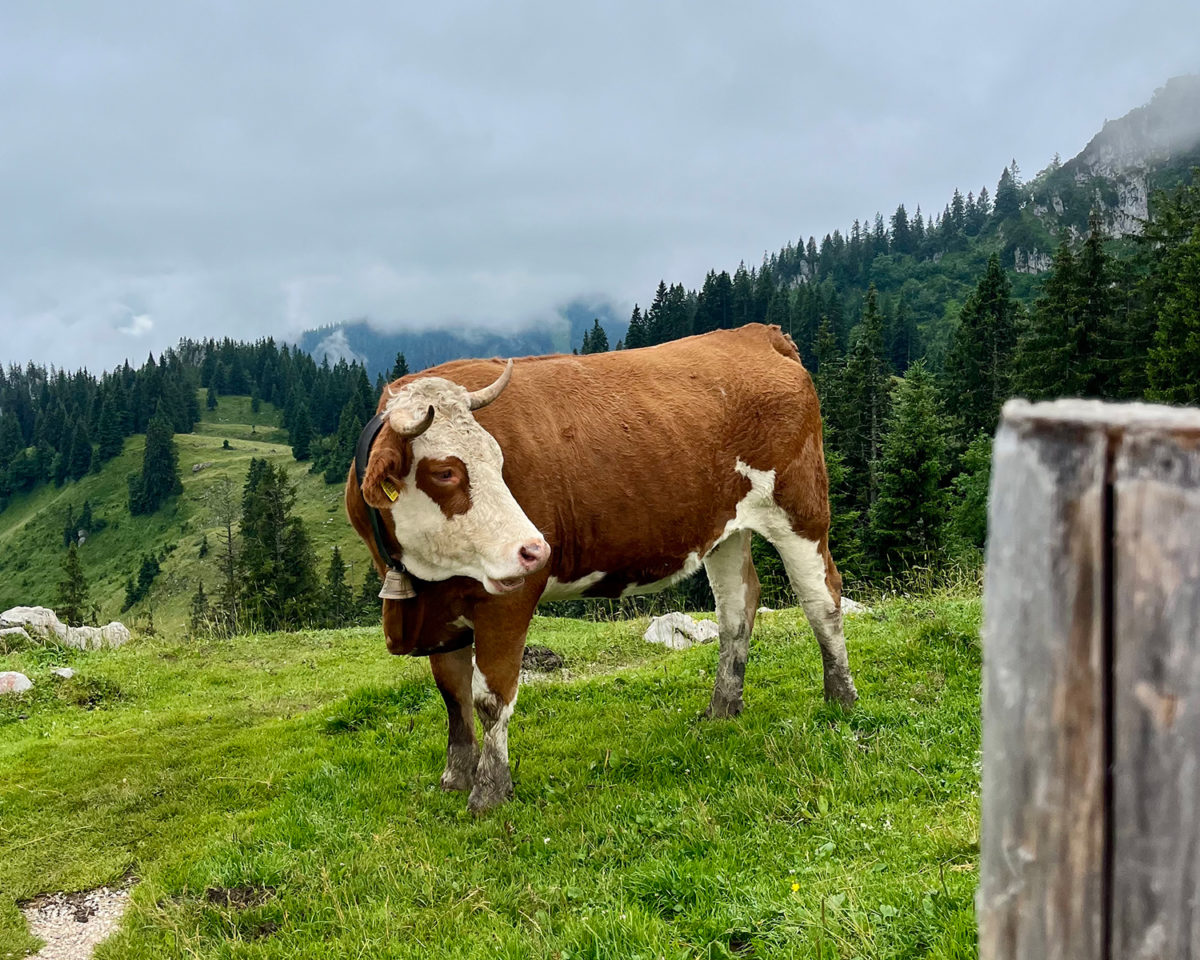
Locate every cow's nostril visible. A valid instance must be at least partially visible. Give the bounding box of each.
[518,540,549,569]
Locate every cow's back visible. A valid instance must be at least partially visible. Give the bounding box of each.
[398,324,827,594]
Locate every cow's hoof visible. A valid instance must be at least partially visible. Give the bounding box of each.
[440,768,474,792]
[467,781,514,814]
[823,678,858,710]
[440,745,480,792]
[704,696,744,719]
[467,762,513,814]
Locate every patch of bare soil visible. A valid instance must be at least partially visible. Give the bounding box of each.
[20,885,132,960]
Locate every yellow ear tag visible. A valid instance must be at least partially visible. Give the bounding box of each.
[380,479,399,502]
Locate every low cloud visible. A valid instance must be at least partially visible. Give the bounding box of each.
[1,1,1197,372]
[117,313,154,337]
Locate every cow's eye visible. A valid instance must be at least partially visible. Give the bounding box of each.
[433,469,457,485]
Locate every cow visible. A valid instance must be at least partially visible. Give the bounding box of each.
[345,323,857,812]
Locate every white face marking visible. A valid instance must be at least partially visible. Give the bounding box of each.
[383,376,546,590]
[540,572,607,602]
[450,616,474,630]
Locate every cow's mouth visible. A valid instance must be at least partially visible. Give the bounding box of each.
[487,576,527,594]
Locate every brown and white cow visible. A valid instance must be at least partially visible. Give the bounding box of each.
[345,323,857,812]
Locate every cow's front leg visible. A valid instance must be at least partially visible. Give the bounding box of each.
[430,646,479,792]
[468,637,525,814]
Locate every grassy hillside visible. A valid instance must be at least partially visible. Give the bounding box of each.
[0,392,371,633]
[0,595,981,959]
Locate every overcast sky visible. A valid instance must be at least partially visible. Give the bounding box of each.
[2,0,1198,371]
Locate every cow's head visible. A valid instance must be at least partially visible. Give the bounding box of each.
[356,360,550,595]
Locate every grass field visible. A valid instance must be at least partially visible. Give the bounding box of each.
[0,595,981,959]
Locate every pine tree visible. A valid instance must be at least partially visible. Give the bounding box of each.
[57,542,93,626]
[825,445,866,582]
[581,319,610,354]
[944,254,1019,441]
[206,382,218,410]
[0,412,24,465]
[96,393,125,463]
[949,433,992,555]
[840,286,891,509]
[624,305,648,349]
[206,474,240,632]
[1146,222,1200,403]
[694,270,733,335]
[323,546,353,627]
[1016,223,1113,401]
[68,421,93,480]
[645,281,671,344]
[237,459,319,630]
[868,362,947,573]
[391,352,410,381]
[198,533,209,558]
[1145,180,1200,403]
[129,408,182,515]
[993,166,1020,221]
[290,401,314,461]
[885,295,918,373]
[62,503,77,548]
[890,204,913,255]
[357,565,383,623]
[324,401,363,484]
[1015,242,1080,399]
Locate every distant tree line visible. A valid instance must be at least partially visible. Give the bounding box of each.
[571,171,1200,594]
[15,164,1200,628]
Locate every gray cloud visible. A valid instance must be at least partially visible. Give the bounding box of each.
[2,0,1198,369]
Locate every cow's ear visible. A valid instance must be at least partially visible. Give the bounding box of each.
[344,462,389,575]
[361,428,411,510]
[345,462,413,656]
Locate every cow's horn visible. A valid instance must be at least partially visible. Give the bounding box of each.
[467,359,514,411]
[391,405,435,438]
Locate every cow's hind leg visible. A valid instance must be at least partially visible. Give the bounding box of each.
[773,530,857,708]
[703,529,760,718]
[430,646,479,791]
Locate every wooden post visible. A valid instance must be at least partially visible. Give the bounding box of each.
[979,399,1200,960]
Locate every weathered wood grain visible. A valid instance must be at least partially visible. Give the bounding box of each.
[978,403,1109,960]
[1112,425,1200,959]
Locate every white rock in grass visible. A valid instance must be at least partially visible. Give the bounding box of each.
[0,671,32,694]
[643,613,720,650]
[0,626,31,647]
[0,607,131,650]
[1,606,69,643]
[63,622,131,650]
[841,597,869,616]
[52,667,75,679]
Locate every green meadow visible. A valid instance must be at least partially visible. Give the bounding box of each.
[0,393,370,634]
[1,597,980,959]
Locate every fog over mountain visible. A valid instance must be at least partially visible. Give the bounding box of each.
[2,0,1198,371]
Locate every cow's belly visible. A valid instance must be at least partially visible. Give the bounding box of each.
[539,548,709,602]
[533,457,782,604]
